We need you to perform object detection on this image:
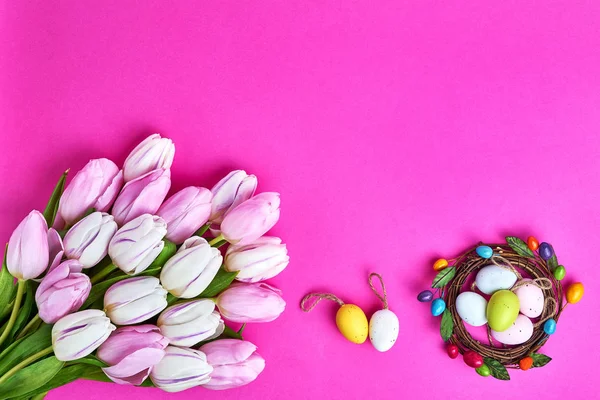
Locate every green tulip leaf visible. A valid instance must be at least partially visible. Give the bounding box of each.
[149,240,177,269]
[71,354,108,368]
[199,268,238,298]
[0,356,64,400]
[0,245,16,315]
[506,236,535,258]
[431,267,456,288]
[0,323,52,376]
[440,309,453,342]
[43,170,69,227]
[531,353,552,368]
[13,364,99,399]
[483,357,510,381]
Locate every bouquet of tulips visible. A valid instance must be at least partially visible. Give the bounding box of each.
[0,135,289,399]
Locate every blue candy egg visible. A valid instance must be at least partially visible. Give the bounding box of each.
[476,245,493,259]
[431,298,446,316]
[539,242,554,261]
[417,290,434,302]
[543,319,557,335]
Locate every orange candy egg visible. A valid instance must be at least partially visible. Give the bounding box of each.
[519,356,534,371]
[566,282,584,304]
[527,236,539,251]
[433,258,448,271]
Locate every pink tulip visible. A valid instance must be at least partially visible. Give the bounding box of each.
[7,210,49,280]
[156,187,212,244]
[97,325,169,385]
[200,339,265,390]
[112,169,171,226]
[220,193,280,245]
[215,282,286,323]
[56,159,123,227]
[47,228,65,273]
[35,260,91,323]
[123,134,175,182]
[209,170,257,225]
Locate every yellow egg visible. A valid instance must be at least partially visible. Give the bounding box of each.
[433,258,449,271]
[335,304,368,344]
[566,282,584,304]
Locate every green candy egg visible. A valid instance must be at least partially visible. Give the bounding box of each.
[476,364,491,377]
[486,290,520,332]
[553,265,566,281]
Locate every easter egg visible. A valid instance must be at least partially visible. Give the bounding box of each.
[431,298,446,316]
[527,236,539,251]
[486,290,520,332]
[476,364,491,377]
[446,343,459,359]
[543,319,557,335]
[515,279,544,318]
[553,265,566,281]
[566,282,584,304]
[369,309,399,352]
[463,351,484,368]
[476,245,493,259]
[519,356,534,371]
[433,258,448,271]
[475,265,518,295]
[335,304,369,344]
[491,314,534,345]
[417,290,434,302]
[456,291,488,327]
[539,242,554,260]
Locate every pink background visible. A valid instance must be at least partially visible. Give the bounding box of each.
[1,1,599,399]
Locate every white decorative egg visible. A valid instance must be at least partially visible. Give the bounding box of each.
[515,279,544,318]
[456,291,488,326]
[475,264,518,295]
[491,314,534,345]
[369,309,399,352]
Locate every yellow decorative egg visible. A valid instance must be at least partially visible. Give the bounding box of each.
[335,304,368,344]
[486,290,520,332]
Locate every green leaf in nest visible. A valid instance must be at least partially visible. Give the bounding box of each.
[506,236,535,258]
[431,267,456,288]
[547,254,558,271]
[531,353,552,368]
[440,309,453,341]
[483,357,510,381]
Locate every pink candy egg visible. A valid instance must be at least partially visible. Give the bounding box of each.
[514,279,544,318]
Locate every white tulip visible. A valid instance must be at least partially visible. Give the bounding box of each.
[150,346,213,393]
[158,299,224,347]
[104,276,168,325]
[123,133,175,182]
[63,212,118,268]
[52,310,115,361]
[224,236,289,283]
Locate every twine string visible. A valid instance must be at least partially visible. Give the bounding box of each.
[300,293,344,312]
[533,297,558,328]
[368,272,388,309]
[491,254,523,279]
[511,277,553,292]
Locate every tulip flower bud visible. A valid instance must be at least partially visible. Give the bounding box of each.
[150,346,212,393]
[63,212,118,268]
[57,159,123,227]
[156,187,212,244]
[108,214,167,275]
[47,228,65,272]
[104,276,168,325]
[97,325,169,385]
[7,210,49,280]
[216,282,286,323]
[225,236,289,283]
[200,339,265,390]
[112,169,171,226]
[220,192,280,245]
[123,134,175,182]
[209,170,257,225]
[36,260,91,323]
[160,237,222,299]
[157,299,224,347]
[52,310,115,361]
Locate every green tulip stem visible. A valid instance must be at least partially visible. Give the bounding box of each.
[0,345,54,385]
[0,280,26,349]
[90,263,117,284]
[194,223,211,237]
[15,313,42,340]
[31,392,49,400]
[208,234,225,246]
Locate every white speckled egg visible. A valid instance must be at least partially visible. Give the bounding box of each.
[369,309,399,352]
[456,291,488,326]
[475,264,518,295]
[491,314,534,345]
[515,279,544,318]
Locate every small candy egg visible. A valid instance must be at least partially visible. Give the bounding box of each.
[446,343,459,359]
[431,298,446,316]
[433,258,448,271]
[539,242,554,260]
[515,279,544,318]
[553,265,566,281]
[456,291,488,327]
[566,282,584,304]
[476,364,491,377]
[476,245,493,259]
[463,351,484,368]
[475,265,518,295]
[543,319,557,335]
[491,314,534,345]
[369,309,399,352]
[335,304,369,344]
[486,290,520,332]
[527,236,539,251]
[417,290,434,302]
[519,356,533,371]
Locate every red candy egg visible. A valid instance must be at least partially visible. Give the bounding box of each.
[463,351,483,368]
[446,343,459,359]
[527,236,539,251]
